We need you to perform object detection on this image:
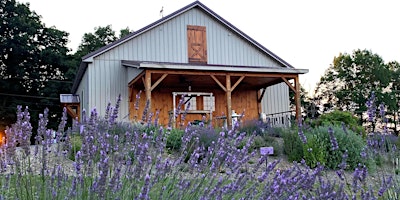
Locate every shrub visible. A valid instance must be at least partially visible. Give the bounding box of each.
[239,120,265,135]
[311,110,365,135]
[69,134,82,161]
[303,125,366,169]
[249,135,282,156]
[303,133,328,168]
[264,127,286,138]
[166,129,184,150]
[282,128,304,162]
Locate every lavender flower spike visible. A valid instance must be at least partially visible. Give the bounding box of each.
[297,120,307,144]
[328,127,338,151]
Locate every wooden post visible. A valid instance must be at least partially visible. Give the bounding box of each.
[226,75,232,127]
[145,70,152,112]
[294,76,301,122]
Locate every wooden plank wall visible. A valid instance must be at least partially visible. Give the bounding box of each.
[129,87,259,128]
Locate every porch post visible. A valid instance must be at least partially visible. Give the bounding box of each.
[145,70,152,112]
[294,76,301,122]
[226,75,232,127]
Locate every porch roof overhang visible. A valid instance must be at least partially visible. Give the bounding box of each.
[123,60,308,91]
[121,60,309,74]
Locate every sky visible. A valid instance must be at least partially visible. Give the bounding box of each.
[21,0,400,95]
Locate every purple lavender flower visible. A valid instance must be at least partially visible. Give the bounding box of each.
[138,174,151,200]
[341,122,348,134]
[154,109,160,127]
[366,92,376,122]
[134,90,142,111]
[378,176,393,196]
[297,121,307,144]
[108,94,121,125]
[328,127,338,151]
[379,103,385,117]
[142,100,150,122]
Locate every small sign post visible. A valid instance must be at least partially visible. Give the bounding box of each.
[260,147,274,168]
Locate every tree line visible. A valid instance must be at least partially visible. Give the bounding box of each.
[1,0,131,132]
[300,50,400,134]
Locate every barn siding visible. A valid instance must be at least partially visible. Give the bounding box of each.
[84,7,290,121]
[85,59,129,119]
[260,82,291,126]
[97,8,284,67]
[76,65,90,117]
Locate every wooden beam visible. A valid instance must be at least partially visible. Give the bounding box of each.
[63,103,80,121]
[128,71,145,87]
[226,75,232,127]
[150,74,168,91]
[145,71,152,112]
[129,86,134,102]
[231,75,245,92]
[258,87,267,102]
[210,75,227,92]
[282,77,296,92]
[141,76,146,86]
[294,76,301,122]
[146,69,298,78]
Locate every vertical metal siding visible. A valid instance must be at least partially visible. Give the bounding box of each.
[260,83,291,127]
[76,65,90,118]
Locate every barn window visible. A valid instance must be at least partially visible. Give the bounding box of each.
[187,25,207,64]
[184,96,197,110]
[203,96,215,111]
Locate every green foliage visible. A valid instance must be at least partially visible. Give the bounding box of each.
[250,134,282,156]
[315,49,393,117]
[0,0,72,130]
[311,110,365,135]
[282,125,367,169]
[282,129,304,162]
[304,125,366,169]
[264,127,286,138]
[239,120,264,135]
[166,129,184,150]
[69,134,82,161]
[303,133,328,168]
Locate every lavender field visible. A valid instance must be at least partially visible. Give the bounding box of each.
[0,97,399,200]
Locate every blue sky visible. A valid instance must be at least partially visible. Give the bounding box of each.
[22,0,400,94]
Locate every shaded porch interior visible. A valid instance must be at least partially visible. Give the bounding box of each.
[127,65,302,128]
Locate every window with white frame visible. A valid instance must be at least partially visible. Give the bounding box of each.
[203,96,215,111]
[184,96,197,110]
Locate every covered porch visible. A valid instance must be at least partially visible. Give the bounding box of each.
[123,61,308,128]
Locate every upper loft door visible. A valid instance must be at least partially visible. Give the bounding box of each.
[187,25,207,64]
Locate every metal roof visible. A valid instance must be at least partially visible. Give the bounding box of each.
[122,60,309,74]
[60,94,80,103]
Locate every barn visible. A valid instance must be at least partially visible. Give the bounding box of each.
[69,1,308,128]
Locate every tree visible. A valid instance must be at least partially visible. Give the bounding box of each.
[0,0,71,132]
[289,86,320,120]
[66,25,133,81]
[315,49,392,126]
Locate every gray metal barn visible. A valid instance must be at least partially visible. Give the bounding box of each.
[69,1,308,127]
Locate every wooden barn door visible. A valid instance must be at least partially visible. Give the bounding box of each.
[187,25,207,64]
